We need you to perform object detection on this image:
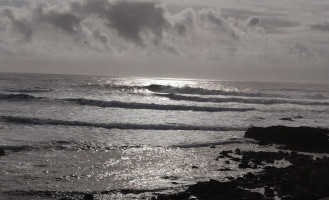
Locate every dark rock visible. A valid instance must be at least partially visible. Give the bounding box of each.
[245,126,329,153]
[152,192,190,200]
[244,172,256,180]
[235,148,242,155]
[83,194,93,200]
[280,117,293,121]
[187,179,263,200]
[294,116,303,119]
[225,160,230,164]
[221,150,233,157]
[239,161,252,168]
[161,176,178,180]
[216,155,225,160]
[219,168,231,171]
[0,148,5,156]
[192,165,199,169]
[231,157,241,162]
[153,148,329,200]
[210,145,216,148]
[264,187,275,197]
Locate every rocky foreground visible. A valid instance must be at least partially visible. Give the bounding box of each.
[1,126,328,200]
[153,126,329,200]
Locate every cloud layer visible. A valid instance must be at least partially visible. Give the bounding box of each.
[0,0,329,83]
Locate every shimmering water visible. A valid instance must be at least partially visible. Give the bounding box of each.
[0,73,328,199]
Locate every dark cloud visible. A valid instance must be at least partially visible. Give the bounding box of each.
[198,9,238,39]
[1,0,170,47]
[294,43,313,59]
[174,23,187,36]
[2,9,33,41]
[248,17,260,26]
[107,1,168,46]
[221,8,260,19]
[260,17,299,33]
[37,10,81,34]
[310,21,329,31]
[0,0,28,7]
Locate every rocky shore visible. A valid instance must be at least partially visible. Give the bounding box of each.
[2,126,328,200]
[153,126,329,200]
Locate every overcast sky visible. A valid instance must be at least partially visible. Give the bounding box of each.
[0,0,329,83]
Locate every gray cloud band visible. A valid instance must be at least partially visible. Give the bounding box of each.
[1,0,328,65]
[0,0,255,48]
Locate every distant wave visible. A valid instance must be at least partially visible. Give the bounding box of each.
[145,84,277,98]
[0,116,246,131]
[303,93,328,100]
[156,93,329,106]
[0,93,43,100]
[64,98,255,112]
[5,88,52,93]
[0,145,36,152]
[0,92,254,112]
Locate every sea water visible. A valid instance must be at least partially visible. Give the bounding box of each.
[0,73,328,199]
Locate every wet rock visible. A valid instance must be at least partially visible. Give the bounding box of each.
[191,165,199,169]
[153,144,329,200]
[239,161,252,168]
[280,117,293,121]
[221,150,233,157]
[152,192,190,200]
[187,179,263,200]
[294,116,303,119]
[231,157,241,162]
[0,148,5,156]
[219,168,231,171]
[264,187,275,197]
[216,155,225,160]
[235,148,242,155]
[83,194,93,200]
[161,176,178,180]
[225,160,230,164]
[245,126,329,153]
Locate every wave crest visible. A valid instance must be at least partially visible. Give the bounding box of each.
[145,84,274,98]
[64,98,255,112]
[0,93,43,100]
[0,116,246,131]
[156,93,329,106]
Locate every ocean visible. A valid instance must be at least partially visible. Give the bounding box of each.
[0,72,328,199]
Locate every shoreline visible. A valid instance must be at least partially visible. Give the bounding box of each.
[153,126,329,200]
[1,126,328,200]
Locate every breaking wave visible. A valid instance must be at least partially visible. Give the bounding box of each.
[0,116,246,131]
[64,98,255,112]
[0,93,44,100]
[0,92,254,112]
[5,88,52,93]
[145,84,278,98]
[156,93,329,106]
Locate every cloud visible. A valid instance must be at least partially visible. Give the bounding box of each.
[248,16,260,26]
[107,1,167,46]
[0,0,329,84]
[0,0,248,55]
[310,21,329,31]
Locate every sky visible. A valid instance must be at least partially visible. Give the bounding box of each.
[0,0,329,83]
